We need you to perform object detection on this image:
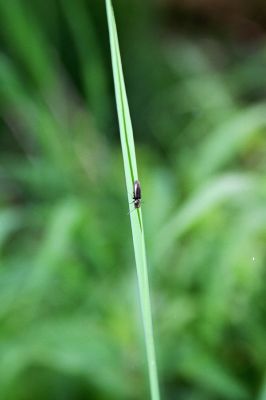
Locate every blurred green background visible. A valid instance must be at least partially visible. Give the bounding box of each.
[0,0,266,399]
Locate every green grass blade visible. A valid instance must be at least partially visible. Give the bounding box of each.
[105,1,160,399]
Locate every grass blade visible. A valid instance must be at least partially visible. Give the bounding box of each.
[105,1,160,399]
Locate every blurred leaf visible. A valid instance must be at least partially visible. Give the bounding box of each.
[0,208,23,248]
[192,104,266,182]
[0,0,56,90]
[154,173,258,262]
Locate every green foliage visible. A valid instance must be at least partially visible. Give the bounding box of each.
[0,1,265,400]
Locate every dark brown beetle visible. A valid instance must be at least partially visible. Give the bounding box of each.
[132,180,141,209]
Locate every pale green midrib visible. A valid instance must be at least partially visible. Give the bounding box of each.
[111,11,134,183]
[111,8,142,231]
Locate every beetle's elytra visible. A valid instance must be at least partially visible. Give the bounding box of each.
[133,180,141,209]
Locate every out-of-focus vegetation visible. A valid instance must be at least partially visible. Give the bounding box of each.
[0,0,265,399]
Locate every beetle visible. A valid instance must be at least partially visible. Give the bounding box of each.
[132,180,142,209]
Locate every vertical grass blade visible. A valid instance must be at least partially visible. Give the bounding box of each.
[105,1,160,399]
